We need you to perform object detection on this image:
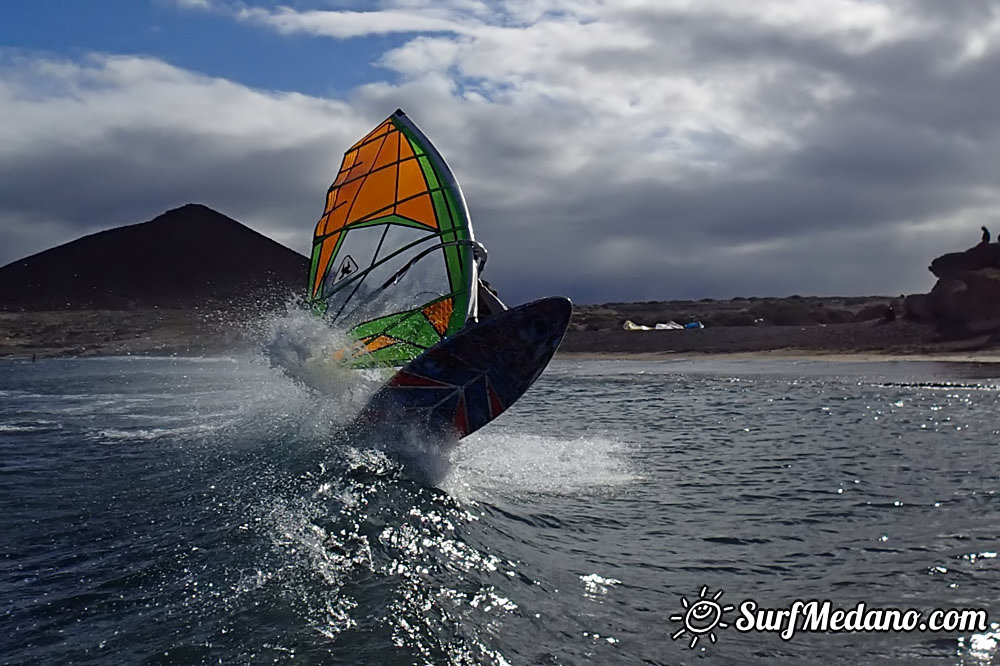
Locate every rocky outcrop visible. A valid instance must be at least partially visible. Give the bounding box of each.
[928,242,1000,278]
[905,238,1000,337]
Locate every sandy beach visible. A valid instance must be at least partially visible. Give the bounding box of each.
[558,349,1000,363]
[558,319,1000,362]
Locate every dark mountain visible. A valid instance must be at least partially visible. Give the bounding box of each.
[0,204,309,310]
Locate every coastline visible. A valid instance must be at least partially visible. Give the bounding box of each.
[3,308,1000,365]
[556,349,1000,364]
[555,320,1000,362]
[0,309,258,360]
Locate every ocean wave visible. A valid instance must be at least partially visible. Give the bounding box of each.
[0,420,63,433]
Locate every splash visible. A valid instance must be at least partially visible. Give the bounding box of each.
[260,303,386,398]
[240,303,457,485]
[251,301,636,495]
[442,430,637,500]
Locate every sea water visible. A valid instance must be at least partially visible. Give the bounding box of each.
[2,355,1000,664]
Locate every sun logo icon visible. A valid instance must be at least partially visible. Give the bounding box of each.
[669,586,734,649]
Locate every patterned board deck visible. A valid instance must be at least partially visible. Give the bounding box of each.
[356,296,572,440]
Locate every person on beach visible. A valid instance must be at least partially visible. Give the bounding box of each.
[981,226,990,244]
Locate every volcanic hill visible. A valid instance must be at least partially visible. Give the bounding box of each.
[0,204,308,310]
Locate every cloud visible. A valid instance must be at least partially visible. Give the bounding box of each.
[360,0,1000,299]
[0,53,366,260]
[158,0,221,11]
[236,6,473,38]
[170,0,214,9]
[4,0,1000,303]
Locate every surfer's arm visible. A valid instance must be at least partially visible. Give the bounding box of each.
[475,279,507,319]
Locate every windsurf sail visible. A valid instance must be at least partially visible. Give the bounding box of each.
[308,109,481,367]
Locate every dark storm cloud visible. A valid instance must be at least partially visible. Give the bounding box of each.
[0,128,332,244]
[0,135,335,273]
[443,0,1000,302]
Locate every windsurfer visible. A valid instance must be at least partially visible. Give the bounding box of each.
[476,278,507,319]
[470,242,506,319]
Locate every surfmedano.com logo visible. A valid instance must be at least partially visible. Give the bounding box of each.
[669,586,991,649]
[669,586,734,649]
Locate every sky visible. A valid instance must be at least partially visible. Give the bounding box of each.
[2,0,1000,304]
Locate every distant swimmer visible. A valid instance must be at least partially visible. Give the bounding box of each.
[982,226,991,244]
